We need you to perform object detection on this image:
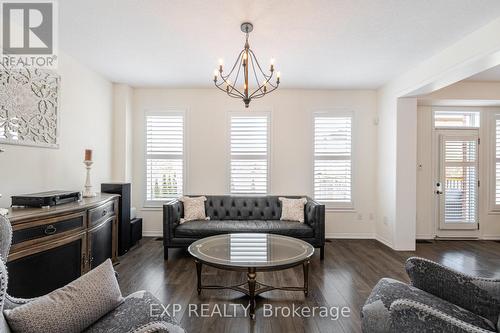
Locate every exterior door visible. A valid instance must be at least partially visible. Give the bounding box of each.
[437,131,479,230]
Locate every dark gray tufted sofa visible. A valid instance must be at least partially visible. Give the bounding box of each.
[361,257,500,332]
[163,195,325,260]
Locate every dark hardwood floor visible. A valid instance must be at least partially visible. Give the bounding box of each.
[115,238,500,333]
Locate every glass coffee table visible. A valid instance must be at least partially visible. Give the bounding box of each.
[188,233,314,319]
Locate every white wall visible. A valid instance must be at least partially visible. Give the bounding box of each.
[130,88,378,237]
[0,52,114,207]
[112,84,133,182]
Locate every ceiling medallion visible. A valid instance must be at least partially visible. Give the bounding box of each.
[213,22,280,108]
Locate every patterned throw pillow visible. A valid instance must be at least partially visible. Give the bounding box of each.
[4,259,123,333]
[180,196,209,223]
[279,197,307,223]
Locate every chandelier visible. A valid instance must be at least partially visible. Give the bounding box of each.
[213,22,280,108]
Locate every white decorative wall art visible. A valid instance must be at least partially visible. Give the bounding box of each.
[0,64,60,148]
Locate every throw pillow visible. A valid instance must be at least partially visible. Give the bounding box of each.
[180,196,209,223]
[4,259,123,333]
[279,197,307,223]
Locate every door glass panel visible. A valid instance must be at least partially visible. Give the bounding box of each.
[442,139,478,225]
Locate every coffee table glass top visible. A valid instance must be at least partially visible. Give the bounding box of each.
[188,233,314,268]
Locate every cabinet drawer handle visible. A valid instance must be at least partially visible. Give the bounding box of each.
[44,225,57,235]
[101,210,107,217]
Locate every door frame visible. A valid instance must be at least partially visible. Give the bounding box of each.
[436,130,479,231]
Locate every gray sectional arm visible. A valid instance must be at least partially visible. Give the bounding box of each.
[405,257,500,325]
[390,299,495,333]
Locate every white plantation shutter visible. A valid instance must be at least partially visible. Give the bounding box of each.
[145,112,184,204]
[314,114,353,207]
[230,114,269,194]
[441,137,478,225]
[496,115,500,208]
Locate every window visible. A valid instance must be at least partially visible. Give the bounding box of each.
[494,114,500,209]
[434,110,480,128]
[144,111,184,205]
[230,113,269,194]
[313,112,353,208]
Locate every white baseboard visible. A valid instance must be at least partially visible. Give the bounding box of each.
[416,234,435,240]
[143,230,162,237]
[325,232,375,239]
[481,235,500,240]
[375,234,393,248]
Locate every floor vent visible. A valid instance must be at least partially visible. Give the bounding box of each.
[416,239,434,244]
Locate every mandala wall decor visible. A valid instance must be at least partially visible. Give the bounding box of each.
[0,64,60,148]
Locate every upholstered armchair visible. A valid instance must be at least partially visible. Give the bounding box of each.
[362,257,500,333]
[0,215,184,333]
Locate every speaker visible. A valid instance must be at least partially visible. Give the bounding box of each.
[101,183,131,256]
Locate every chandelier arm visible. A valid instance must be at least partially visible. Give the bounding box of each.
[248,52,267,97]
[248,59,276,98]
[221,50,246,98]
[223,49,245,79]
[218,50,246,98]
[230,54,245,96]
[248,49,272,79]
[215,75,244,98]
[215,83,243,98]
[251,83,279,99]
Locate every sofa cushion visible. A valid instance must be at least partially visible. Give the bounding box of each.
[175,220,314,238]
[4,259,123,333]
[279,197,307,222]
[361,278,496,332]
[83,291,184,333]
[180,196,209,223]
[204,196,285,220]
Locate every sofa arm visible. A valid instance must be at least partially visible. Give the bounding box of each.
[390,299,493,333]
[163,200,182,241]
[304,198,325,245]
[405,257,500,325]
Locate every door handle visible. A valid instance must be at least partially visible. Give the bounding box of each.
[435,182,443,195]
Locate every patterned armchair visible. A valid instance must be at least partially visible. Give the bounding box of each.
[0,215,184,333]
[362,257,500,332]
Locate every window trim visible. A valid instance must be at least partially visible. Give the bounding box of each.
[312,110,355,211]
[490,112,500,212]
[143,109,187,208]
[432,107,481,130]
[227,110,271,195]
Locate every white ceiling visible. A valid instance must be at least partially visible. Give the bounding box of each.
[59,0,500,89]
[467,65,500,81]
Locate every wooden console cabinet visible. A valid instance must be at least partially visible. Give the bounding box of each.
[5,193,119,298]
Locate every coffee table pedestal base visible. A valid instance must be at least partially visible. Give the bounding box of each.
[194,260,310,319]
